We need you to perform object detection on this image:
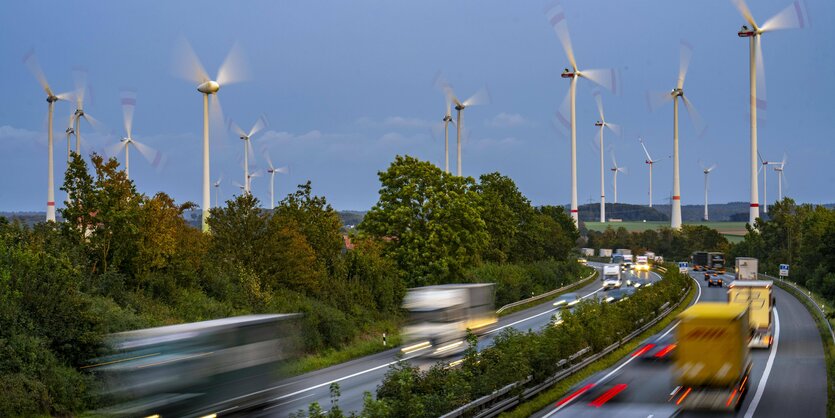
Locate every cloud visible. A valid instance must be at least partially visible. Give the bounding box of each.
[379,132,430,144]
[486,112,529,128]
[356,116,434,129]
[0,125,40,142]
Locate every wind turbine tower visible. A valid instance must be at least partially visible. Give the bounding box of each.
[639,138,657,208]
[610,152,626,205]
[702,164,717,220]
[593,92,620,223]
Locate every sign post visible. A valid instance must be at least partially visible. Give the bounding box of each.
[779,264,789,278]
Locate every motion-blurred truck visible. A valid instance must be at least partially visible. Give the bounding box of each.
[602,264,622,290]
[401,283,497,357]
[634,255,650,271]
[691,251,709,271]
[708,252,726,274]
[728,280,774,348]
[580,248,595,257]
[735,257,758,280]
[672,303,752,412]
[599,248,613,258]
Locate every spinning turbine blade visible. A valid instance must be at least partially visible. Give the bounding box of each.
[593,90,605,121]
[174,38,210,83]
[216,42,248,86]
[581,68,618,93]
[133,140,165,168]
[761,0,808,32]
[681,95,706,136]
[605,122,622,137]
[647,90,674,112]
[248,114,268,137]
[732,0,759,29]
[545,1,577,70]
[678,40,693,90]
[755,36,767,117]
[121,90,136,139]
[22,50,53,96]
[463,87,491,107]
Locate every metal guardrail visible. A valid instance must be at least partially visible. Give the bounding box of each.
[762,273,835,346]
[442,267,687,418]
[495,270,599,314]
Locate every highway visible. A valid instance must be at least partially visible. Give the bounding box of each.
[252,263,661,416]
[533,270,828,418]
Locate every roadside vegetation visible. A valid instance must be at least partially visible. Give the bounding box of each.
[0,154,582,415]
[297,268,692,417]
[584,223,730,260]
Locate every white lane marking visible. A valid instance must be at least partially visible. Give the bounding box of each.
[269,352,423,402]
[485,308,558,335]
[657,322,679,341]
[743,308,780,418]
[264,392,315,410]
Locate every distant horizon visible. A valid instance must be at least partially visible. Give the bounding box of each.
[2,199,832,215]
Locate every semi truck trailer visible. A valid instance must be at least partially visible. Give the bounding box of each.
[672,303,752,412]
[735,257,758,280]
[727,280,774,348]
[691,251,709,271]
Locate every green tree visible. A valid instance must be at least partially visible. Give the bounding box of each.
[477,172,533,263]
[360,155,488,286]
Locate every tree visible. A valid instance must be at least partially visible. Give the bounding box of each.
[207,193,268,269]
[477,172,533,263]
[360,156,488,286]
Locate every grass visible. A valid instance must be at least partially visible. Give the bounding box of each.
[499,270,697,418]
[584,221,748,237]
[281,321,403,376]
[772,279,835,417]
[498,269,599,317]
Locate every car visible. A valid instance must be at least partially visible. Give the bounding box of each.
[635,334,677,361]
[553,293,581,309]
[707,276,724,287]
[577,258,588,265]
[703,270,718,281]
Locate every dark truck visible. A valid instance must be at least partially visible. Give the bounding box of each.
[691,251,709,271]
[707,252,726,274]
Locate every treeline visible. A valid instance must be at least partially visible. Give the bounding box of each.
[294,268,692,418]
[0,153,583,415]
[730,199,835,301]
[584,224,730,261]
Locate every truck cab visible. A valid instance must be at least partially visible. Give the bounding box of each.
[634,255,650,271]
[602,264,622,290]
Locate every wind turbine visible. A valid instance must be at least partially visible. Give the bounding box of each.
[639,138,657,208]
[773,155,787,201]
[701,163,717,220]
[733,0,807,226]
[106,92,164,180]
[230,115,267,194]
[609,152,626,205]
[593,91,620,223]
[264,152,288,210]
[246,170,261,196]
[176,40,247,232]
[443,84,489,177]
[758,151,782,214]
[24,50,73,222]
[70,69,101,156]
[545,1,617,226]
[648,41,705,230]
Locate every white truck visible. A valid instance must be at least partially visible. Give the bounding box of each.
[602,264,622,290]
[735,257,758,280]
[401,283,497,357]
[599,248,613,257]
[622,254,634,270]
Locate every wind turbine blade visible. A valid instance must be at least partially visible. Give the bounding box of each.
[132,140,165,168]
[82,112,104,133]
[228,118,247,137]
[761,0,808,32]
[248,114,268,138]
[611,151,618,167]
[121,90,136,139]
[681,95,706,137]
[73,67,88,109]
[639,138,653,161]
[619,167,628,174]
[755,36,767,119]
[593,90,604,121]
[174,38,210,83]
[758,150,765,164]
[209,94,227,144]
[580,68,617,92]
[605,122,622,137]
[678,40,693,90]
[731,0,759,30]
[443,85,463,108]
[105,141,126,159]
[216,42,248,86]
[781,153,787,167]
[246,140,257,167]
[463,86,491,107]
[556,88,571,130]
[545,2,577,71]
[263,151,274,170]
[276,166,289,174]
[646,90,673,112]
[708,164,717,172]
[22,49,53,97]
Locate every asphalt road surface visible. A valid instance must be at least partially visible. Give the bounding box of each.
[247,263,660,417]
[532,270,827,418]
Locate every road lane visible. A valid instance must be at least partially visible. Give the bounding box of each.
[535,270,827,418]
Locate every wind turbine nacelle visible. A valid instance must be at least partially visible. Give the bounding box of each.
[46,95,59,103]
[561,70,576,78]
[594,121,604,127]
[197,81,220,94]
[738,26,757,37]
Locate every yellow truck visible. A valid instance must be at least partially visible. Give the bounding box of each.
[672,303,752,412]
[727,280,774,348]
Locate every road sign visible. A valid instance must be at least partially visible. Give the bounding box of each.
[779,264,789,277]
[679,262,689,273]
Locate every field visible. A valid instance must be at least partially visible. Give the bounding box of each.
[584,221,748,243]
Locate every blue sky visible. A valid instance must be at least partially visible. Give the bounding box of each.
[1,0,833,212]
